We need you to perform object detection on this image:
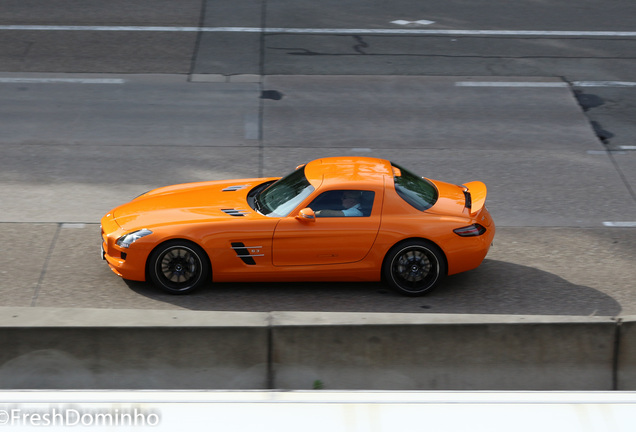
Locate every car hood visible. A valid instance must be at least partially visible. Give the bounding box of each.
[111,178,274,231]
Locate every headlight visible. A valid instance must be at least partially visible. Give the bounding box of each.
[116,229,153,248]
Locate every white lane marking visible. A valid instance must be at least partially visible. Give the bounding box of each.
[3,77,631,89]
[572,81,636,87]
[2,25,636,37]
[391,20,436,26]
[456,82,568,88]
[603,222,636,227]
[0,25,204,32]
[0,77,125,84]
[10,78,630,88]
[247,29,636,37]
[457,81,636,88]
[244,113,260,140]
[61,223,86,229]
[619,146,636,150]
[587,150,626,155]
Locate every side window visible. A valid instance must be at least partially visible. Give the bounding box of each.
[308,190,375,217]
[391,163,438,211]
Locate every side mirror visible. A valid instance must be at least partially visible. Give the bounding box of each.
[296,208,316,222]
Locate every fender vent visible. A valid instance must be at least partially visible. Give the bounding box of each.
[231,242,264,265]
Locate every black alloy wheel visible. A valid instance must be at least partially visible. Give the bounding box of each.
[383,240,446,296]
[148,241,210,294]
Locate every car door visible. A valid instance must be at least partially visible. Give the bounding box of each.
[272,189,381,266]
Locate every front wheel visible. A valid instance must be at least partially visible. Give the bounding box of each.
[148,241,210,294]
[383,240,446,296]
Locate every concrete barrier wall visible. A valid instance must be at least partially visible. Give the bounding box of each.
[0,309,270,389]
[0,308,633,390]
[618,317,636,390]
[271,312,618,390]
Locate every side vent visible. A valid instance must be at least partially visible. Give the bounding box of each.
[231,242,264,265]
[222,208,250,217]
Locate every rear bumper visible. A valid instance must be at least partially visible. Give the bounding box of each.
[446,208,495,275]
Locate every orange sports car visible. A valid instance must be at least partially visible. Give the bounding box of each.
[100,157,494,296]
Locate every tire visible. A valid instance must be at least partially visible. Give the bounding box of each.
[383,240,446,296]
[148,241,210,294]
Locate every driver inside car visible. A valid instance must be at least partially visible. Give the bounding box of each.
[315,191,363,217]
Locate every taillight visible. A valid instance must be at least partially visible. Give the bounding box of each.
[453,224,487,237]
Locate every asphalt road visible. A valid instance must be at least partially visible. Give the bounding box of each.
[1,0,635,316]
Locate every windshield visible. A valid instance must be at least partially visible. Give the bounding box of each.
[258,166,315,217]
[392,163,438,211]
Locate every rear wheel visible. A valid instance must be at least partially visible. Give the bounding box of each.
[148,241,210,294]
[383,240,446,296]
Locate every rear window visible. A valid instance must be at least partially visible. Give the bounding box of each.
[391,163,438,211]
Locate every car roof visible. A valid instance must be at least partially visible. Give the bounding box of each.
[304,157,393,188]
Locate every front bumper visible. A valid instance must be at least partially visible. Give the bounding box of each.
[100,216,149,282]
